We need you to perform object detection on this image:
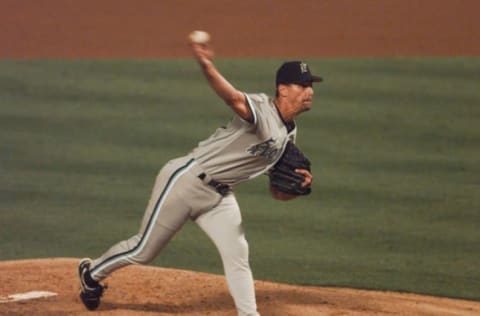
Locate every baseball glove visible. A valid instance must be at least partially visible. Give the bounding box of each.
[269,141,312,195]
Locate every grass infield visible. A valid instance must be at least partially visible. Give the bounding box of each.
[1,58,479,300]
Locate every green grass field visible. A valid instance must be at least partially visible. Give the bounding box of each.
[1,58,479,300]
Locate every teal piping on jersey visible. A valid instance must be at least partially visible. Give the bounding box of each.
[90,158,196,279]
[244,93,257,125]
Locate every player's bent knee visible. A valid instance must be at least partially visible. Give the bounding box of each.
[123,246,158,265]
[219,237,250,268]
[128,251,157,265]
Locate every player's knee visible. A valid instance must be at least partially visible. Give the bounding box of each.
[220,237,250,268]
[129,252,156,265]
[125,235,157,265]
[229,236,249,257]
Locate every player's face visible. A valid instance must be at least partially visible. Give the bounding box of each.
[286,82,314,112]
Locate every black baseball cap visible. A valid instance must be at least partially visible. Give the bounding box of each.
[276,61,323,85]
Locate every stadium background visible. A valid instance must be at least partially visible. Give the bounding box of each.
[1,1,479,315]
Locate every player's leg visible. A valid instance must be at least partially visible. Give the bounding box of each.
[79,158,197,310]
[78,156,222,311]
[79,162,190,310]
[89,158,196,281]
[195,194,260,316]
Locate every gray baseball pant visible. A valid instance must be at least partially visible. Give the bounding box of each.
[89,156,260,316]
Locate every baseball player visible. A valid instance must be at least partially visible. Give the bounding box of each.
[78,35,321,316]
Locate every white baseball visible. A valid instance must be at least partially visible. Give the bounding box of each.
[189,30,210,44]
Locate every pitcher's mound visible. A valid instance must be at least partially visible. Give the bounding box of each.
[0,258,478,315]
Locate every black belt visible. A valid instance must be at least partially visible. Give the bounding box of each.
[198,173,230,196]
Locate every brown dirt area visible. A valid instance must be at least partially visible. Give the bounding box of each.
[0,259,479,316]
[1,0,479,58]
[1,1,480,315]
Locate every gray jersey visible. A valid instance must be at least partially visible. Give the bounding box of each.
[191,93,297,186]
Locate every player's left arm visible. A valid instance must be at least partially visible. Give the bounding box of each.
[190,42,253,122]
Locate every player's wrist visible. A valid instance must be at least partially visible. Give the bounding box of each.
[199,58,214,69]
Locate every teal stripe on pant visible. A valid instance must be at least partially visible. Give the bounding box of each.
[90,158,195,277]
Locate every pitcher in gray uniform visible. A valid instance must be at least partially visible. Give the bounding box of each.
[78,37,322,316]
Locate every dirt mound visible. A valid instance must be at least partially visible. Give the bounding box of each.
[0,259,478,316]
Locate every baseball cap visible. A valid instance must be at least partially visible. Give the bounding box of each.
[275,61,323,85]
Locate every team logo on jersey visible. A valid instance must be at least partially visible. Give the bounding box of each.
[247,138,280,161]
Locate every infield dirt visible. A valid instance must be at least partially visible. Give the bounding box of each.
[1,1,479,315]
[1,259,479,316]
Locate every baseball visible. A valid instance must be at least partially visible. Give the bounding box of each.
[189,30,210,44]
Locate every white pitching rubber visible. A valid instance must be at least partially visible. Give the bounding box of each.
[0,291,58,303]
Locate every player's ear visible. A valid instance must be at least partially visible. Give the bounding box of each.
[277,84,288,97]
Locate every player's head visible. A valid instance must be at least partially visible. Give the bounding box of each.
[275,61,322,113]
[275,61,322,91]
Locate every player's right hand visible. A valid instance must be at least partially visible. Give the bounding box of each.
[190,42,215,67]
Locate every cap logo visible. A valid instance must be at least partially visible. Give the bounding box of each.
[300,62,308,73]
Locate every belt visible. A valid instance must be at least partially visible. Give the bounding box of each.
[198,172,230,196]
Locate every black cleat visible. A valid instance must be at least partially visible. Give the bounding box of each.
[78,258,106,310]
